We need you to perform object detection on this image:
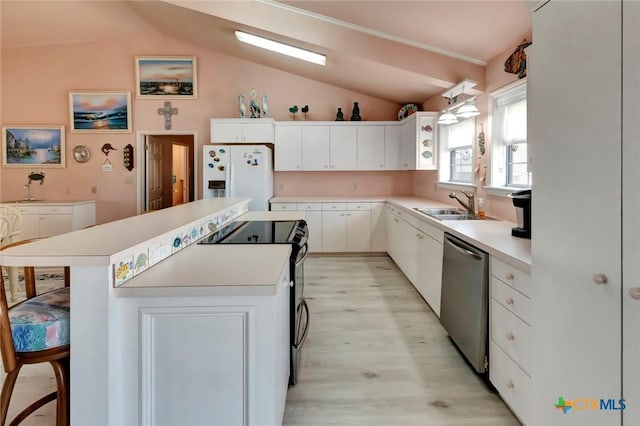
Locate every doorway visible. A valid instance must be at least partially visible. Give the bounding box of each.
[136,131,198,213]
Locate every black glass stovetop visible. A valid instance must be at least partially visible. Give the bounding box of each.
[198,220,300,245]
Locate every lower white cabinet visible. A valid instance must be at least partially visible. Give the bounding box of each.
[7,201,96,240]
[489,256,532,425]
[271,200,382,253]
[386,204,443,316]
[321,203,371,252]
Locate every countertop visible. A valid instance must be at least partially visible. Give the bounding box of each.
[270,195,531,271]
[0,200,95,205]
[116,244,292,296]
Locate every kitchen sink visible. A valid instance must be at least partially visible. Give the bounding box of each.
[414,207,496,221]
[414,207,468,216]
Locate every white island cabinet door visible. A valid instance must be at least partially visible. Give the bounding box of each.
[530,2,622,425]
[302,125,330,171]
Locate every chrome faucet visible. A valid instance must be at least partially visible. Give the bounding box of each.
[449,191,475,215]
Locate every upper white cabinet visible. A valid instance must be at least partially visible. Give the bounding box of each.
[329,126,358,170]
[400,112,437,170]
[271,117,437,172]
[357,125,385,170]
[530,2,624,425]
[274,124,302,171]
[384,125,401,170]
[210,119,274,143]
[301,125,331,171]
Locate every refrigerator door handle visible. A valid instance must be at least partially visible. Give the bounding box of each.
[227,161,233,197]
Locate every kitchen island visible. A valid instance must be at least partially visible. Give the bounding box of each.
[0,198,297,426]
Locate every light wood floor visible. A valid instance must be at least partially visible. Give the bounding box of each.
[283,255,520,426]
[2,256,520,425]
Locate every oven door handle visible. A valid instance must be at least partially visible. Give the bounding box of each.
[295,242,309,267]
[294,299,310,348]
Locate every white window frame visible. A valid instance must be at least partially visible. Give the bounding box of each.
[487,79,530,196]
[438,116,476,189]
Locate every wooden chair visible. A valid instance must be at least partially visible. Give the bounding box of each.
[0,239,70,426]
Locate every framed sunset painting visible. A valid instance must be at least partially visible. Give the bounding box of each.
[69,91,132,133]
[2,125,66,168]
[135,56,197,99]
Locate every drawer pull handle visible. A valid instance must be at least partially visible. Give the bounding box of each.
[593,273,608,285]
[505,272,515,280]
[630,287,640,300]
[505,297,515,305]
[506,380,515,389]
[506,332,515,341]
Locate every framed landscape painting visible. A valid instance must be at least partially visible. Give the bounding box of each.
[2,125,66,168]
[135,56,197,99]
[69,91,132,133]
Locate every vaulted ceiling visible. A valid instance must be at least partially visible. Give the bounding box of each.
[1,0,532,104]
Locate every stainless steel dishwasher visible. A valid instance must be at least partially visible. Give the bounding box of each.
[439,232,489,373]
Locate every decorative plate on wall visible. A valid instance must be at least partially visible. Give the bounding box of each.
[72,145,91,163]
[397,103,419,120]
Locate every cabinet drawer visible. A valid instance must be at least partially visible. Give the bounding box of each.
[39,206,73,215]
[491,299,532,374]
[489,341,531,425]
[322,202,347,211]
[298,203,322,211]
[271,203,298,211]
[14,206,40,215]
[491,257,531,297]
[415,218,443,242]
[347,202,371,211]
[491,277,532,325]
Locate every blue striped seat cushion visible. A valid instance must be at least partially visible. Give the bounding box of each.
[9,288,70,352]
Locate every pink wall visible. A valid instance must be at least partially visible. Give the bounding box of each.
[275,171,414,197]
[1,35,400,223]
[2,32,531,223]
[415,38,531,223]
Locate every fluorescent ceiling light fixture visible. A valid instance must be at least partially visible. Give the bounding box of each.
[235,30,326,66]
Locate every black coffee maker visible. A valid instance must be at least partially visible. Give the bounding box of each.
[510,189,531,239]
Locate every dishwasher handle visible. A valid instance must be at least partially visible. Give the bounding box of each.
[445,236,483,260]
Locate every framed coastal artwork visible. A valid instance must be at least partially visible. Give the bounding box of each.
[135,56,198,99]
[69,91,132,133]
[2,125,66,168]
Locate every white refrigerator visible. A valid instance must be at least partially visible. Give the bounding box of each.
[202,145,273,211]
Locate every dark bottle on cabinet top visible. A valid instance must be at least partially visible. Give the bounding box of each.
[350,102,361,121]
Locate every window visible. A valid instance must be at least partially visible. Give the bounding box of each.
[438,117,475,184]
[490,80,530,188]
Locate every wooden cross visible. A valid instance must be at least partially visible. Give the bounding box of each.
[157,101,178,130]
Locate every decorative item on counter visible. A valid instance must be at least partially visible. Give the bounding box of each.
[504,39,532,79]
[101,143,116,156]
[27,171,45,184]
[289,105,299,120]
[157,101,178,130]
[301,105,309,120]
[335,107,344,121]
[262,94,269,118]
[477,124,486,155]
[249,89,261,118]
[123,144,134,171]
[238,94,247,118]
[397,103,419,120]
[350,102,361,121]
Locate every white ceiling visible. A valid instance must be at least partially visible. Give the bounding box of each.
[1,0,532,104]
